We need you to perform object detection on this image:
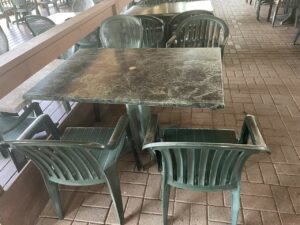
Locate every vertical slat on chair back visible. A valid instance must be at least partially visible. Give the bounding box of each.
[135,15,165,48]
[99,15,143,48]
[0,25,8,55]
[158,146,252,189]
[174,15,229,49]
[11,141,105,184]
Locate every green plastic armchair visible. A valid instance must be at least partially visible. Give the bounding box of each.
[99,15,143,48]
[0,25,9,55]
[143,114,270,225]
[0,102,44,165]
[3,115,133,224]
[167,10,214,38]
[166,15,229,57]
[135,15,165,48]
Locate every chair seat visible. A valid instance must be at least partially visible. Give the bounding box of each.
[0,116,35,140]
[61,127,118,169]
[161,128,238,143]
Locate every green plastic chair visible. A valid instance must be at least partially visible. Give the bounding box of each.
[99,15,143,48]
[0,25,9,55]
[166,15,229,57]
[135,15,165,48]
[3,114,132,224]
[167,10,214,38]
[24,15,55,36]
[72,0,94,11]
[143,114,270,225]
[0,103,45,168]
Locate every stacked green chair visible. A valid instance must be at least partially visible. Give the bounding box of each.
[167,10,214,39]
[2,114,132,224]
[0,25,8,54]
[99,15,143,48]
[72,0,94,11]
[143,114,270,225]
[135,15,165,48]
[166,15,229,57]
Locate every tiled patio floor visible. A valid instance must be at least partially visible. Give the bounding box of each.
[33,0,300,224]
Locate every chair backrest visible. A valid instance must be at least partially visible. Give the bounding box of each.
[135,15,165,48]
[0,25,9,55]
[99,15,143,48]
[72,0,94,12]
[25,15,55,36]
[7,140,110,185]
[168,10,214,38]
[172,15,229,55]
[143,115,269,191]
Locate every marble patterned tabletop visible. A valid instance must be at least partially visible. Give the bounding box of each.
[123,1,214,16]
[24,48,224,109]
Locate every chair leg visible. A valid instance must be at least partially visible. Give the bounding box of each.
[105,165,124,225]
[272,3,280,26]
[162,183,170,225]
[294,28,300,45]
[231,186,240,225]
[256,0,261,20]
[267,3,273,22]
[44,180,64,219]
[62,101,71,112]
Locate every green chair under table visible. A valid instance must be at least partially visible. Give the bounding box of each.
[2,114,137,224]
[143,114,270,225]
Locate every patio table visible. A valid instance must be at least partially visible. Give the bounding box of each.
[24,48,223,156]
[122,0,214,17]
[47,12,76,25]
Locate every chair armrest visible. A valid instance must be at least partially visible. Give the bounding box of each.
[2,102,43,134]
[239,114,269,152]
[106,115,129,150]
[165,35,177,48]
[142,114,159,149]
[17,114,61,140]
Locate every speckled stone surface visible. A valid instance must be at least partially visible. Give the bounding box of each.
[25,48,224,109]
[123,1,214,16]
